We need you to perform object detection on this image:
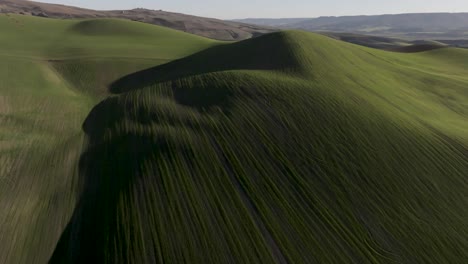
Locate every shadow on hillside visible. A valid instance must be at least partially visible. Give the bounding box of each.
[49,79,234,262]
[49,135,159,262]
[109,32,299,94]
[49,99,176,263]
[49,32,297,262]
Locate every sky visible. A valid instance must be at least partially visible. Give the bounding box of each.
[34,0,468,19]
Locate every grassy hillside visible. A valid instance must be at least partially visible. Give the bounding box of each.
[1,14,467,263]
[0,14,218,264]
[51,31,467,263]
[0,14,217,59]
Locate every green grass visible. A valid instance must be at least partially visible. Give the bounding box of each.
[1,15,467,263]
[0,14,217,59]
[0,14,219,264]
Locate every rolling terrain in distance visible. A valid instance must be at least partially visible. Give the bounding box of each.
[0,0,274,40]
[235,13,468,40]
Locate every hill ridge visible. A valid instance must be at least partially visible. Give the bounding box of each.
[109,30,312,93]
[0,0,274,40]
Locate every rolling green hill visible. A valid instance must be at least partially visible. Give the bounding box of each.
[1,14,467,263]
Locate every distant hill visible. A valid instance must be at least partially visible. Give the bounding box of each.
[232,18,311,27]
[322,32,450,51]
[235,13,468,39]
[0,0,274,40]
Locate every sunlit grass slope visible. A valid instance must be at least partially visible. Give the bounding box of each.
[0,14,218,264]
[50,31,468,263]
[0,14,217,59]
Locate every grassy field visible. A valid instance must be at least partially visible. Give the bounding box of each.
[0,14,218,263]
[1,14,467,263]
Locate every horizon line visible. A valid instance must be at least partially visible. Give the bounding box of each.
[27,1,468,20]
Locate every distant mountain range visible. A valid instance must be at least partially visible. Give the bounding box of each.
[235,13,468,39]
[3,1,468,43]
[232,18,311,27]
[0,0,274,40]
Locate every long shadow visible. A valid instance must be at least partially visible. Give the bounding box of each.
[49,74,235,262]
[48,97,175,263]
[109,32,299,94]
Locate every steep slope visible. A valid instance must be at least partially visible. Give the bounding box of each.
[0,0,274,40]
[0,15,218,264]
[50,31,468,263]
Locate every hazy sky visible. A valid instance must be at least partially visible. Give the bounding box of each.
[34,0,468,19]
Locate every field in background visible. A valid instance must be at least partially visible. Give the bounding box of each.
[0,14,467,263]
